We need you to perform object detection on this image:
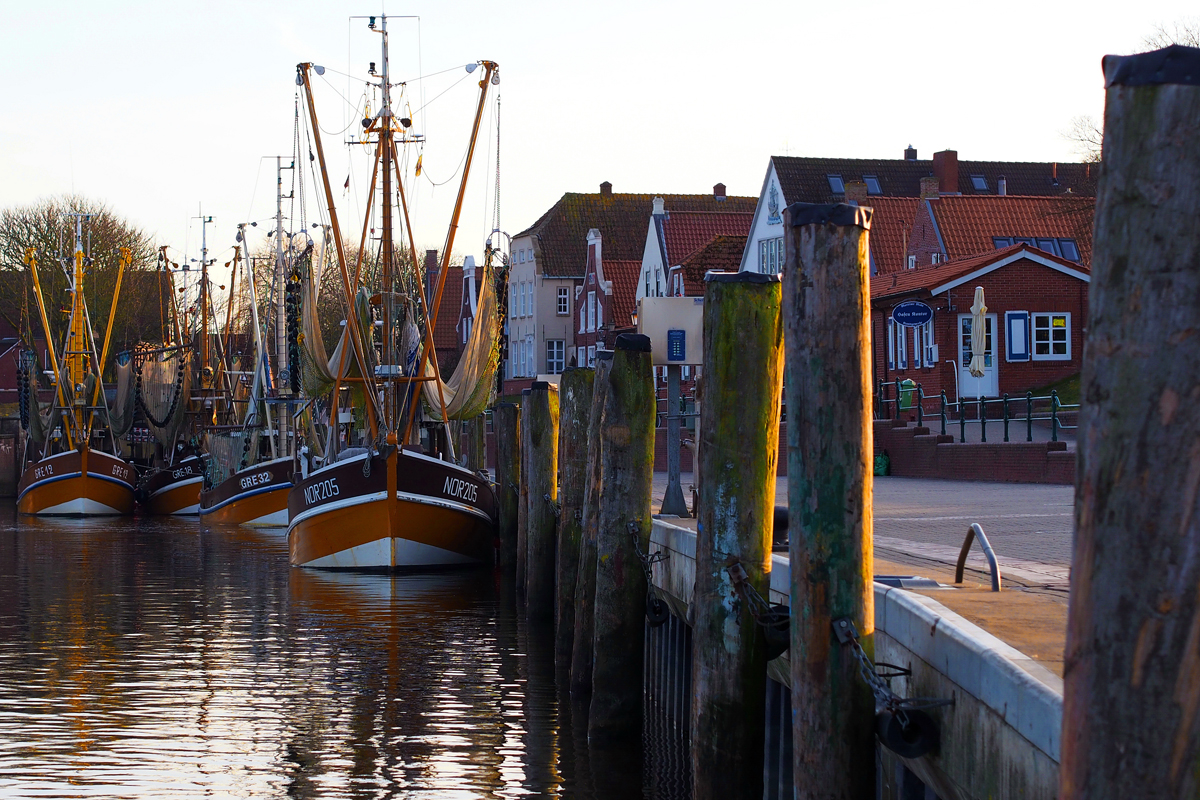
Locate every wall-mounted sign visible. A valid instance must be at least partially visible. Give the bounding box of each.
[891,300,934,328]
[667,330,686,362]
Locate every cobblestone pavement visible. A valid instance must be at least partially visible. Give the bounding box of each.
[652,472,1074,586]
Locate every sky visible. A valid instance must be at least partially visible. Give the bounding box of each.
[0,0,1194,282]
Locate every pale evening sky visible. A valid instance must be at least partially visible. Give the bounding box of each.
[0,0,1193,277]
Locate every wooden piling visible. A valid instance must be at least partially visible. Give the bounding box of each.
[524,381,560,620]
[589,334,655,742]
[570,351,613,697]
[555,367,595,663]
[783,202,876,798]
[494,402,521,571]
[1061,47,1200,800]
[517,390,532,592]
[692,271,784,800]
[465,413,487,473]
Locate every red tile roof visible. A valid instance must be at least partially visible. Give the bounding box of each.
[870,243,1090,301]
[929,195,1095,264]
[772,156,1097,204]
[861,197,920,274]
[677,235,746,295]
[662,210,753,267]
[430,264,463,362]
[601,259,642,328]
[515,192,756,278]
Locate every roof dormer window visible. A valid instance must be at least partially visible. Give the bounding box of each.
[970,175,988,192]
[863,176,882,195]
[827,175,845,194]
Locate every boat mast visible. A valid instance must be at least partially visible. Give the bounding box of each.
[198,210,212,382]
[378,15,396,432]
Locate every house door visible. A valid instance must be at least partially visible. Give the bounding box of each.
[958,313,998,398]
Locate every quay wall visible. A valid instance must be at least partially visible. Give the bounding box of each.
[648,518,1063,800]
[873,420,1074,485]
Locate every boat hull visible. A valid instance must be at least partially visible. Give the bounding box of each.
[199,457,293,526]
[138,456,203,515]
[288,448,498,569]
[17,449,137,516]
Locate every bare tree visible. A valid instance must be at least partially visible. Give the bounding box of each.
[1066,115,1104,164]
[1144,16,1200,48]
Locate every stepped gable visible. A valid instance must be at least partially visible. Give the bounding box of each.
[678,235,747,295]
[516,191,756,278]
[929,195,1095,264]
[773,155,1096,203]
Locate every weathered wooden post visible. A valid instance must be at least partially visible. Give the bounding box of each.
[517,390,532,593]
[570,351,613,697]
[493,402,521,571]
[465,413,487,473]
[524,381,560,620]
[555,367,595,663]
[783,202,876,798]
[691,271,784,799]
[589,334,655,742]
[1061,46,1200,800]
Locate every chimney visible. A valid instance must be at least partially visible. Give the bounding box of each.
[652,196,666,215]
[713,182,727,201]
[920,176,940,199]
[1051,162,1059,187]
[932,149,959,194]
[843,180,868,206]
[998,175,1007,196]
[904,144,917,161]
[599,181,612,197]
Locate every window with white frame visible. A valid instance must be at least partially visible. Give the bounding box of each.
[557,286,569,315]
[759,237,784,274]
[920,320,935,365]
[907,255,916,270]
[587,291,596,332]
[897,321,908,369]
[911,325,923,369]
[932,252,944,265]
[526,334,535,377]
[526,282,534,317]
[887,318,896,370]
[1032,313,1070,360]
[587,346,596,367]
[645,269,651,298]
[462,317,472,344]
[546,340,564,374]
[655,268,663,296]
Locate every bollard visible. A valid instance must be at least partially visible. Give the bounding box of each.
[1061,46,1200,800]
[555,367,595,663]
[494,402,521,571]
[524,381,560,620]
[783,202,876,797]
[588,334,655,743]
[571,351,613,697]
[517,389,532,593]
[692,271,784,800]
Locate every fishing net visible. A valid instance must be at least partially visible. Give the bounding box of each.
[421,261,500,420]
[107,353,137,439]
[136,346,192,448]
[203,428,259,487]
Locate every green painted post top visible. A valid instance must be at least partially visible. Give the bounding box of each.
[1104,45,1200,87]
[785,202,873,230]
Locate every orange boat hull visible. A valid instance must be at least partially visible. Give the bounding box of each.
[17,449,137,516]
[199,457,293,526]
[142,477,202,515]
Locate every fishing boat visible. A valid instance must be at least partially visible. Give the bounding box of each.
[286,16,501,568]
[17,216,138,516]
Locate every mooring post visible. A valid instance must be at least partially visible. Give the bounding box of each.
[517,389,532,593]
[555,366,595,662]
[524,381,560,620]
[465,413,487,473]
[589,334,655,742]
[1060,46,1200,800]
[692,271,784,800]
[783,201,876,798]
[570,351,613,697]
[494,402,521,571]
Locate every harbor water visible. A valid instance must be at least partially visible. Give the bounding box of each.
[0,506,688,799]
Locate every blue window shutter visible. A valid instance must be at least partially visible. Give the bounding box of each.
[1006,311,1030,362]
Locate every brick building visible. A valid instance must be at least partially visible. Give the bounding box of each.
[571,229,639,368]
[872,243,1090,402]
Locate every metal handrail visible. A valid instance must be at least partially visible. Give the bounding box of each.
[876,380,1081,442]
[955,523,1001,592]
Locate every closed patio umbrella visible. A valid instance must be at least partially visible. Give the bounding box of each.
[968,286,988,380]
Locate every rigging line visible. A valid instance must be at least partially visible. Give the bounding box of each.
[317,73,368,123]
[421,134,471,188]
[410,70,471,118]
[319,62,462,86]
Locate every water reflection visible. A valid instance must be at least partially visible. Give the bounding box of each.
[0,507,671,799]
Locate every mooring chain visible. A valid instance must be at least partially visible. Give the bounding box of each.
[543,494,561,518]
[725,563,781,630]
[832,618,952,723]
[628,521,671,627]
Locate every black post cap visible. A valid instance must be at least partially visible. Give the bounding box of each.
[705,270,780,284]
[1104,44,1200,88]
[595,349,615,361]
[531,380,556,391]
[496,401,518,409]
[786,202,873,230]
[615,333,652,352]
[521,389,531,395]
